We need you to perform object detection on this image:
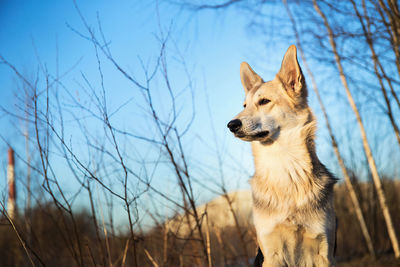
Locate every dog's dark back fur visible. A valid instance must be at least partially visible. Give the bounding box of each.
[253,248,264,267]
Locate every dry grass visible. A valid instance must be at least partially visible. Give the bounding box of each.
[2,179,400,266]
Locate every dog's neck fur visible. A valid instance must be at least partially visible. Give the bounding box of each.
[250,108,324,209]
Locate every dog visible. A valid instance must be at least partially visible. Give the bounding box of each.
[227,45,337,267]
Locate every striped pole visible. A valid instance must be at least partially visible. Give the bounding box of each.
[7,148,16,220]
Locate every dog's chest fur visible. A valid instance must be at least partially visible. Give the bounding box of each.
[249,115,335,232]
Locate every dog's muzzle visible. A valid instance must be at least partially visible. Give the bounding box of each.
[227,119,242,133]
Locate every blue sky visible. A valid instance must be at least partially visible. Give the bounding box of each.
[0,0,278,225]
[2,0,398,228]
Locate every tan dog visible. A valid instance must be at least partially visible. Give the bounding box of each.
[227,45,336,267]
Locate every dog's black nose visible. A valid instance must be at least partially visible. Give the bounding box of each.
[227,119,242,133]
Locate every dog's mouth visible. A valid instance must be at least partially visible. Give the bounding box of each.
[235,131,270,140]
[253,131,269,138]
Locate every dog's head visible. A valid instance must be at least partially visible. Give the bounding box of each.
[227,45,308,144]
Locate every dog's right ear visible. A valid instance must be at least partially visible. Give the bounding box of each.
[240,62,263,94]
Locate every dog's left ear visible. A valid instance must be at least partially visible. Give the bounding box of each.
[277,45,307,103]
[240,62,263,95]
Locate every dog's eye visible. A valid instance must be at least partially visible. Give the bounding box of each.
[243,103,246,108]
[258,98,271,106]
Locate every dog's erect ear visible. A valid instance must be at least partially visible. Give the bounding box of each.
[277,45,307,102]
[240,62,263,94]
